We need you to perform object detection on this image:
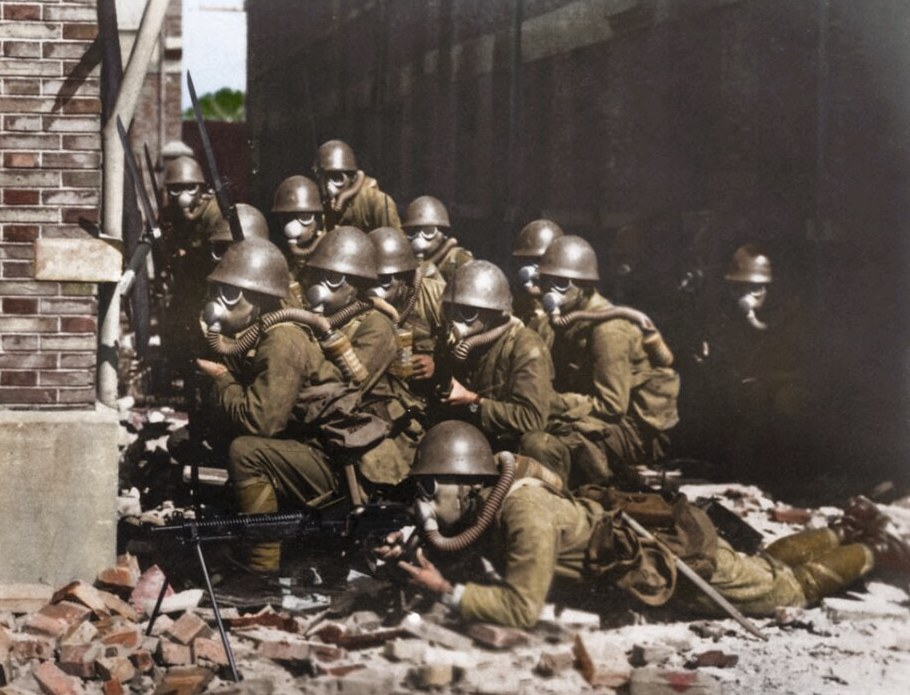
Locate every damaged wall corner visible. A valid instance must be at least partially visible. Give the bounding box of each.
[0,406,120,585]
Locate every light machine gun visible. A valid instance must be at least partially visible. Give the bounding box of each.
[146,502,414,682]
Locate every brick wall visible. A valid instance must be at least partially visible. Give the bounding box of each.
[0,0,101,407]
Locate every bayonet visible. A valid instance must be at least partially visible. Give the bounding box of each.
[116,116,161,296]
[187,71,243,241]
[143,142,162,211]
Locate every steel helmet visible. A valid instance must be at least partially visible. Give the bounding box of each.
[369,227,418,275]
[401,195,451,229]
[209,203,270,243]
[207,239,289,298]
[512,219,565,258]
[306,226,378,280]
[442,260,512,313]
[164,156,205,186]
[161,140,194,160]
[314,139,357,172]
[538,235,600,282]
[411,421,499,477]
[725,243,773,284]
[271,175,322,214]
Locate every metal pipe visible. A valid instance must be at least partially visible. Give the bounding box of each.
[98,0,171,406]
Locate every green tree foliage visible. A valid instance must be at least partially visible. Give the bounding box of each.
[183,87,245,122]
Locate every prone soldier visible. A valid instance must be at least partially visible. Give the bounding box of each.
[379,421,909,630]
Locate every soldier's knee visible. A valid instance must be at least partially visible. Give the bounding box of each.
[228,436,263,480]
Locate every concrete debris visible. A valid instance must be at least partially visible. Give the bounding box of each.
[534,649,575,677]
[630,642,677,666]
[822,596,909,622]
[466,622,531,649]
[573,632,632,688]
[629,666,723,695]
[409,662,454,689]
[687,649,739,668]
[399,613,473,651]
[688,621,727,641]
[0,585,54,614]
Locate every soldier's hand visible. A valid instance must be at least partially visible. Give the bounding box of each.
[398,548,453,596]
[411,354,436,380]
[373,530,406,561]
[196,358,227,378]
[443,378,480,407]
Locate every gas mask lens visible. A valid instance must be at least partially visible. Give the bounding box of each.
[451,305,480,326]
[545,276,572,294]
[416,477,438,501]
[319,270,346,290]
[216,283,242,306]
[211,242,230,263]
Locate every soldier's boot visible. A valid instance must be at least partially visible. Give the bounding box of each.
[765,528,841,566]
[792,544,874,604]
[233,478,281,574]
[829,495,890,543]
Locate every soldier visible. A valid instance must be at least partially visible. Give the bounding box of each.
[400,195,473,284]
[681,243,808,478]
[366,227,445,393]
[270,175,326,304]
[521,235,680,489]
[511,218,564,325]
[196,235,417,576]
[312,139,400,232]
[377,421,907,630]
[430,260,556,451]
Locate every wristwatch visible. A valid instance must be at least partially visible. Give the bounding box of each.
[468,395,483,414]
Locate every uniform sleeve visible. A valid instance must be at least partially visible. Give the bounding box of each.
[458,496,559,629]
[479,329,555,436]
[588,320,635,420]
[211,325,308,437]
[349,311,397,378]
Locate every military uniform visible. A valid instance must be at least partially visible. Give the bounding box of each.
[324,178,400,232]
[422,242,473,285]
[453,480,873,629]
[522,291,679,487]
[434,320,555,450]
[404,273,446,357]
[212,307,419,572]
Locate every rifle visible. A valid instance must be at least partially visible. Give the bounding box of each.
[145,501,414,682]
[115,116,162,297]
[187,71,244,242]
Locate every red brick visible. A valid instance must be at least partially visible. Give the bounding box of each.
[1,371,37,387]
[192,636,229,667]
[2,261,33,278]
[61,206,98,223]
[42,42,92,60]
[0,388,56,405]
[0,132,60,149]
[154,667,214,695]
[44,6,97,22]
[158,638,193,666]
[44,116,97,133]
[33,661,83,695]
[52,581,108,615]
[129,649,155,674]
[99,623,141,651]
[61,620,99,647]
[1,335,39,351]
[4,80,42,96]
[0,244,35,260]
[62,97,101,115]
[94,655,135,683]
[58,642,101,679]
[61,316,95,333]
[63,24,99,41]
[22,610,68,638]
[4,189,40,205]
[102,679,125,695]
[41,600,92,629]
[4,4,41,21]
[42,152,100,169]
[39,371,93,387]
[61,134,100,151]
[3,41,41,58]
[166,612,212,646]
[0,354,56,369]
[0,96,55,112]
[4,152,38,168]
[3,225,39,242]
[10,633,55,660]
[3,297,38,313]
[98,590,138,622]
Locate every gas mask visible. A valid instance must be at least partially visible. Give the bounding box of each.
[210,241,231,264]
[407,226,444,259]
[166,184,204,221]
[729,282,769,331]
[318,170,352,205]
[278,212,323,258]
[516,262,541,297]
[444,304,485,344]
[367,272,408,307]
[541,276,584,316]
[414,477,482,531]
[203,282,259,336]
[304,269,357,315]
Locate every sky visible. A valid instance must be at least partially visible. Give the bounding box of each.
[181,0,247,107]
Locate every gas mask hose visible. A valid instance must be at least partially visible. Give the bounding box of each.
[551,307,674,368]
[329,170,366,212]
[452,317,518,362]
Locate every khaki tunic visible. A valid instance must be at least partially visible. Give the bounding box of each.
[426,243,473,285]
[436,321,555,449]
[403,274,446,356]
[325,179,400,232]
